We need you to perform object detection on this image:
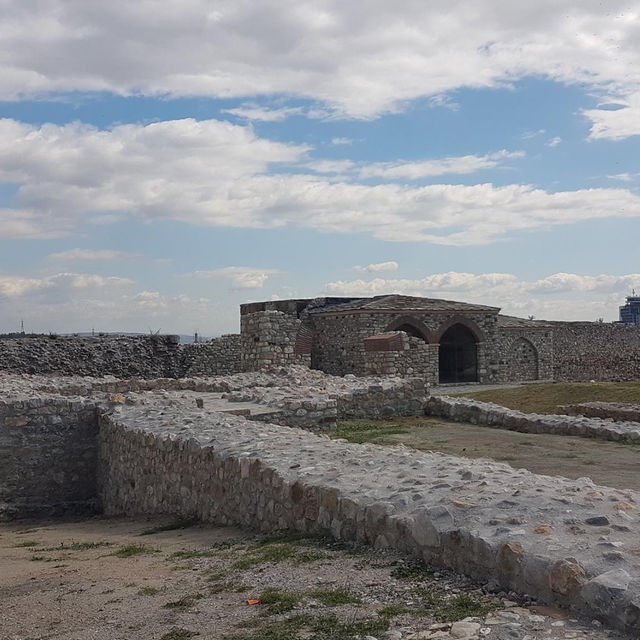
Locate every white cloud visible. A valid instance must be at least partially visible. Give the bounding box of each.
[3,118,640,246]
[2,2,640,128]
[546,137,562,147]
[584,93,640,140]
[189,266,279,289]
[0,272,236,334]
[354,261,399,274]
[607,172,638,182]
[49,248,142,261]
[306,159,355,174]
[324,271,640,321]
[223,104,305,122]
[331,138,353,146]
[359,150,524,180]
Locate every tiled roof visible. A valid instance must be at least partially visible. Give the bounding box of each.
[308,295,500,315]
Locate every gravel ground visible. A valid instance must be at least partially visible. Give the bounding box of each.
[0,517,630,640]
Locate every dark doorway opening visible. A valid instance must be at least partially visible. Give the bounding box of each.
[439,324,478,383]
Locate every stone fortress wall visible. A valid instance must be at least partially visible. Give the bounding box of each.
[0,334,243,378]
[2,295,640,383]
[550,322,640,382]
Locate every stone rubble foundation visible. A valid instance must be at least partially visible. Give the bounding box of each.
[427,395,640,444]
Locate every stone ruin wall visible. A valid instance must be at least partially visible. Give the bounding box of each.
[550,322,640,382]
[0,396,99,520]
[240,310,311,371]
[181,334,242,376]
[97,406,640,634]
[363,332,439,383]
[494,328,554,383]
[0,334,183,378]
[311,311,499,382]
[0,334,244,378]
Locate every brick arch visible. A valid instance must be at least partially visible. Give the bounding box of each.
[293,324,314,355]
[434,316,487,343]
[385,315,434,343]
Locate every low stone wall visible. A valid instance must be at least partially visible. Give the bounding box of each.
[559,402,640,423]
[551,322,640,382]
[0,396,99,520]
[364,332,438,383]
[0,335,183,378]
[98,404,640,633]
[182,334,242,376]
[427,395,640,443]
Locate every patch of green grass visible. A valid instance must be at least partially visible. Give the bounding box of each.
[163,592,204,610]
[112,544,156,558]
[258,589,303,615]
[160,629,200,640]
[30,555,55,562]
[232,542,326,570]
[140,516,199,536]
[309,588,360,607]
[209,581,251,595]
[168,549,218,560]
[377,604,409,618]
[39,541,112,552]
[390,562,434,581]
[412,586,495,622]
[459,382,640,415]
[137,586,160,596]
[331,421,409,445]
[14,540,40,547]
[432,593,495,622]
[227,612,389,640]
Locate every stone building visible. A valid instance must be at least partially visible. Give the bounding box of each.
[240,295,554,385]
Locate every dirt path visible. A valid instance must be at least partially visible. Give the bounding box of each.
[336,417,640,491]
[0,517,629,640]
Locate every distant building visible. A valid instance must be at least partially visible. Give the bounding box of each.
[620,295,640,326]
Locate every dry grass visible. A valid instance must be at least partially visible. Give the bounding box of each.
[455,382,640,414]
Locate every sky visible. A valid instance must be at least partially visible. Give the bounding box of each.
[1,1,640,335]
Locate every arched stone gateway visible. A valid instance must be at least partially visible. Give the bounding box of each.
[385,316,433,342]
[438,323,478,383]
[508,337,539,381]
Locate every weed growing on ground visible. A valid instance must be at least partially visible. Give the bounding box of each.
[140,516,199,536]
[390,561,435,581]
[168,549,218,560]
[137,586,161,596]
[112,544,156,558]
[38,541,112,551]
[227,612,390,640]
[209,581,251,594]
[258,589,303,615]
[331,421,409,444]
[377,604,409,618]
[14,540,40,548]
[162,593,204,610]
[232,542,327,570]
[159,629,200,640]
[309,588,360,607]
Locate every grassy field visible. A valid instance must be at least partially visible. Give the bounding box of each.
[454,382,640,414]
[332,417,640,491]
